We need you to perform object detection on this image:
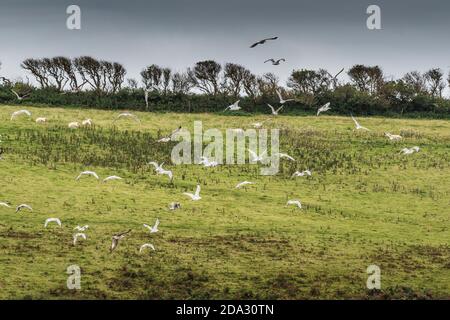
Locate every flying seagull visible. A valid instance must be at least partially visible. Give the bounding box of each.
[115,112,140,123]
[149,162,173,181]
[44,218,62,228]
[76,171,99,181]
[351,114,370,131]
[267,104,283,115]
[11,89,30,101]
[224,100,241,112]
[235,181,254,189]
[292,170,312,178]
[183,185,202,201]
[103,175,123,182]
[73,233,87,246]
[0,202,12,208]
[16,204,33,213]
[248,149,267,163]
[385,132,402,141]
[264,58,286,65]
[74,225,89,232]
[199,156,219,167]
[286,200,302,209]
[157,126,182,143]
[250,36,278,48]
[276,152,295,161]
[10,109,32,120]
[143,218,160,234]
[110,229,132,253]
[276,90,295,104]
[401,146,420,155]
[317,102,331,116]
[139,243,155,253]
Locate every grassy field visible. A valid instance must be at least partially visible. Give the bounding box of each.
[0,105,449,300]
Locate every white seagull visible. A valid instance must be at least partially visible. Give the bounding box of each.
[103,175,123,182]
[149,162,173,181]
[76,171,99,181]
[252,119,270,129]
[286,200,302,209]
[401,146,420,155]
[139,243,155,253]
[110,229,131,253]
[73,233,87,245]
[276,152,295,161]
[143,218,160,234]
[183,185,202,201]
[292,170,312,178]
[235,181,254,189]
[74,225,89,232]
[224,100,241,111]
[68,121,80,129]
[16,204,33,213]
[0,202,12,208]
[82,119,93,126]
[385,132,402,141]
[267,104,283,115]
[248,149,267,163]
[351,115,370,131]
[317,102,331,116]
[169,202,181,210]
[276,90,295,104]
[35,117,47,123]
[10,109,32,120]
[44,218,62,228]
[199,156,219,167]
[11,89,30,101]
[115,112,140,123]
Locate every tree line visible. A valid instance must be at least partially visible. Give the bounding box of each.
[0,57,449,117]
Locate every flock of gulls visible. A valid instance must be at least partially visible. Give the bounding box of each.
[1,36,421,255]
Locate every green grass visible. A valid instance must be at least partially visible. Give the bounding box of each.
[0,105,449,299]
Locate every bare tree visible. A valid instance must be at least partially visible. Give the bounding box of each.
[74,56,104,92]
[224,63,247,97]
[161,67,172,95]
[403,71,427,95]
[425,68,445,97]
[188,60,222,95]
[141,64,162,91]
[21,58,50,88]
[242,69,259,101]
[287,69,330,95]
[172,71,193,94]
[348,65,384,94]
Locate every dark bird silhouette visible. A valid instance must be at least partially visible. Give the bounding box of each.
[264,58,286,65]
[250,37,278,48]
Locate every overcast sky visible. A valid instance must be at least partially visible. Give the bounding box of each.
[1,0,450,85]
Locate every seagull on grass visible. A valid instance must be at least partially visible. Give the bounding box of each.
[286,200,302,209]
[115,112,140,123]
[0,202,12,208]
[35,117,47,123]
[385,132,402,141]
[44,218,62,228]
[199,156,219,167]
[276,152,295,161]
[235,181,254,189]
[292,170,312,178]
[139,243,155,253]
[68,122,80,129]
[73,233,87,245]
[183,185,201,201]
[74,225,89,232]
[401,146,420,155]
[110,229,131,253]
[169,202,181,210]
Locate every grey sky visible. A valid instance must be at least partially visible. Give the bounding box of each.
[1,0,450,86]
